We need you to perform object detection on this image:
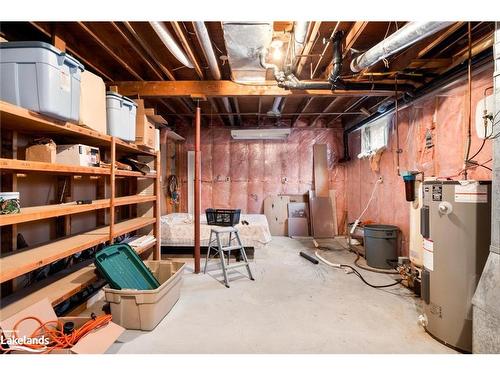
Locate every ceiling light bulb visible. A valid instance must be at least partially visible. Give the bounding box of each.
[272,48,282,60]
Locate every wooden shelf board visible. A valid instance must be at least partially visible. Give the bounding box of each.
[0,158,110,176]
[114,195,156,207]
[0,262,99,321]
[115,169,156,178]
[0,217,155,283]
[0,198,110,226]
[0,196,157,226]
[0,158,156,179]
[0,101,153,156]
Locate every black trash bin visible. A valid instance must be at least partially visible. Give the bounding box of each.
[363,224,399,269]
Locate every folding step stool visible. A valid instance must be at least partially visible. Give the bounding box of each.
[204,226,254,288]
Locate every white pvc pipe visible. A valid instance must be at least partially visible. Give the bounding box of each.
[149,21,194,68]
[350,22,454,72]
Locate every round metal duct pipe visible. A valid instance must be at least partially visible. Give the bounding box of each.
[350,22,454,72]
[149,21,194,68]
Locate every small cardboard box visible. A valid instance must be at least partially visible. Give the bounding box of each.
[56,144,100,167]
[0,298,124,354]
[25,141,56,163]
[134,100,156,149]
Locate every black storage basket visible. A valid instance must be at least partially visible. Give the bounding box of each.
[205,208,241,227]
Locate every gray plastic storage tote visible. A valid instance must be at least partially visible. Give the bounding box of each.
[106,92,137,141]
[0,41,84,122]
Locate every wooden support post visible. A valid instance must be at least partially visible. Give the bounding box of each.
[154,151,161,260]
[109,137,116,243]
[194,106,201,273]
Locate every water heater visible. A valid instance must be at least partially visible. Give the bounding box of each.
[420,180,491,352]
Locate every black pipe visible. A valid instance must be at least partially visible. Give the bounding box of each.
[328,31,345,85]
[278,80,414,92]
[339,48,493,161]
[299,251,319,264]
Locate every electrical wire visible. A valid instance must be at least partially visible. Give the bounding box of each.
[350,177,383,234]
[315,251,402,289]
[1,314,112,354]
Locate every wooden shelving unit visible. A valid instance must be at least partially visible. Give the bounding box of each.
[0,100,161,320]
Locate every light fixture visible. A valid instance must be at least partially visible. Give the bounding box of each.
[270,39,283,61]
[231,128,291,140]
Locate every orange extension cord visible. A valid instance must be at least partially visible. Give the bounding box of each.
[1,314,112,354]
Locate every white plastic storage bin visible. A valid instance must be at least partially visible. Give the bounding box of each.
[106,92,137,141]
[0,41,84,122]
[103,260,185,331]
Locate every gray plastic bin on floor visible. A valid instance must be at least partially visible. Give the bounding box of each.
[106,92,137,141]
[363,224,399,269]
[0,41,84,122]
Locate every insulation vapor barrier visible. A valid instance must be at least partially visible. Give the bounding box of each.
[345,68,494,256]
[177,126,346,219]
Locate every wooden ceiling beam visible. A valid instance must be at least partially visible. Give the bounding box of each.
[417,22,464,58]
[295,21,322,77]
[77,22,143,81]
[328,96,367,126]
[292,97,315,127]
[110,22,163,80]
[122,22,176,81]
[311,22,340,78]
[113,80,395,98]
[309,97,341,127]
[170,22,204,79]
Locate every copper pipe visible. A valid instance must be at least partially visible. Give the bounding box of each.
[194,105,201,273]
[395,75,401,176]
[464,22,473,180]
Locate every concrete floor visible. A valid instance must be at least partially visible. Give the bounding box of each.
[105,236,456,354]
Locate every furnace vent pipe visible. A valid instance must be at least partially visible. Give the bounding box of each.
[350,22,454,72]
[150,21,194,69]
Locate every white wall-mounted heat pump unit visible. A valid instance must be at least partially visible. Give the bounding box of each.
[231,128,292,140]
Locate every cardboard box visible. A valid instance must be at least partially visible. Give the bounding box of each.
[0,298,124,354]
[25,141,56,163]
[79,70,107,134]
[56,144,100,167]
[134,99,156,149]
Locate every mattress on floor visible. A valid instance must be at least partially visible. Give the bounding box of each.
[161,213,272,249]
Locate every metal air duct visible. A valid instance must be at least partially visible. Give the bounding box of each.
[350,22,454,72]
[150,21,194,69]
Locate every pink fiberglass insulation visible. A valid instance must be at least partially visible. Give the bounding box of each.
[176,126,345,229]
[345,67,493,256]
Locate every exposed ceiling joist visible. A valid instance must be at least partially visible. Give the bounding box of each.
[311,22,340,78]
[309,97,340,127]
[170,22,204,79]
[122,22,176,80]
[113,81,395,98]
[110,22,163,80]
[295,21,322,77]
[417,22,465,58]
[77,22,143,81]
[292,97,315,127]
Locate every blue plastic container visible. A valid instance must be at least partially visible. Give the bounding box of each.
[0,41,84,122]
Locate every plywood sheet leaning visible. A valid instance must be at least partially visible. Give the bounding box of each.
[313,144,329,197]
[310,196,335,238]
[288,218,309,237]
[288,202,309,237]
[329,190,339,236]
[264,195,290,236]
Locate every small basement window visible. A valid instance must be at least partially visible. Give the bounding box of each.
[358,114,391,158]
